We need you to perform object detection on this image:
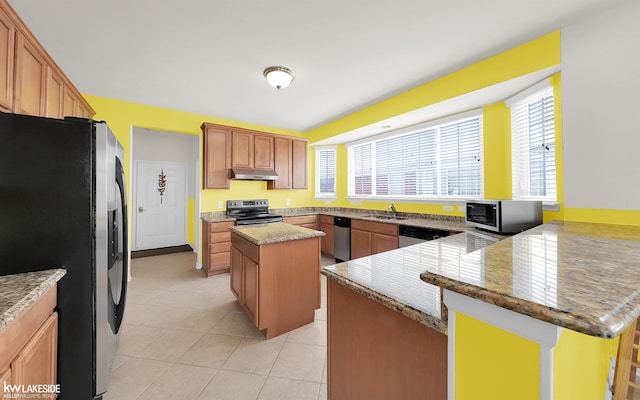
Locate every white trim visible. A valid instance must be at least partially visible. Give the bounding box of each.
[505,78,552,107]
[444,290,562,400]
[346,108,484,148]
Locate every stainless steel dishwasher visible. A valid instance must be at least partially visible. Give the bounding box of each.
[333,216,351,262]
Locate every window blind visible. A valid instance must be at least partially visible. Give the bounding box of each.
[349,112,482,198]
[316,147,336,195]
[509,84,556,201]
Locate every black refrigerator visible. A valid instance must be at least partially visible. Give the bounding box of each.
[0,111,128,400]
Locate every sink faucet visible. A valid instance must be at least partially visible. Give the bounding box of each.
[388,203,397,217]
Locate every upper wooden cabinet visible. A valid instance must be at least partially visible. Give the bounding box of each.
[292,139,308,189]
[270,137,292,189]
[202,121,309,191]
[0,0,94,118]
[13,31,46,116]
[0,6,14,111]
[202,123,232,189]
[231,130,274,171]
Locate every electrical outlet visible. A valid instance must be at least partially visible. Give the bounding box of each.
[325,200,331,205]
[218,201,223,209]
[458,206,465,212]
[286,198,291,206]
[443,205,453,211]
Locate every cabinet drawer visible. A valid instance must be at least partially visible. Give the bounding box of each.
[210,231,231,244]
[209,221,234,233]
[352,219,398,236]
[208,252,230,268]
[231,234,259,263]
[284,215,317,226]
[210,242,231,254]
[319,215,334,225]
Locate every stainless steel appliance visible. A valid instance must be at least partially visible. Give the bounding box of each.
[465,199,542,233]
[334,216,351,262]
[226,199,283,225]
[0,112,128,400]
[398,225,450,247]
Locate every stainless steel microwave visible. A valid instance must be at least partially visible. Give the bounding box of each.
[465,200,543,233]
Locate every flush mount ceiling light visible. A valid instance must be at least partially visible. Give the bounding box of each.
[263,66,295,90]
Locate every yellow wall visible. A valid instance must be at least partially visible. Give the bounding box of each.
[456,313,618,400]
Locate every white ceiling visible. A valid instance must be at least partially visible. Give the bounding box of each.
[8,0,623,134]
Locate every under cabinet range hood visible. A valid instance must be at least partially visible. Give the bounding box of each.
[231,167,278,181]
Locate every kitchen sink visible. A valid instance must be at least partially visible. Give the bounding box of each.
[363,214,408,220]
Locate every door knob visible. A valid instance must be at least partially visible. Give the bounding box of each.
[138,207,146,213]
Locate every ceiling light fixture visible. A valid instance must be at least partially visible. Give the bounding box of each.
[263,66,295,90]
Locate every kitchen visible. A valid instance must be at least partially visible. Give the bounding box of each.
[1,0,639,399]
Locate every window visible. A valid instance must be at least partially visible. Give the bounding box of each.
[508,80,556,202]
[348,110,483,199]
[315,147,336,197]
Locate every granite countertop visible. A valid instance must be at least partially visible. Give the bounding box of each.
[322,230,500,334]
[0,268,66,331]
[202,207,505,238]
[420,221,640,338]
[230,222,325,245]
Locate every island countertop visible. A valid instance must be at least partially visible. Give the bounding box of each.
[322,230,500,334]
[0,268,66,331]
[230,222,325,245]
[420,220,640,338]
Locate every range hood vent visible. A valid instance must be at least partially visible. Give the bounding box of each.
[231,167,278,181]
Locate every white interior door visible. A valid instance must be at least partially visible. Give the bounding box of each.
[135,161,187,250]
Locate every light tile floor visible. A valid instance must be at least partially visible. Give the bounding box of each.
[105,251,333,400]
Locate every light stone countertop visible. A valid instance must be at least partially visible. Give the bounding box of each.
[0,268,66,331]
[202,207,507,238]
[230,222,325,245]
[322,230,500,334]
[420,220,640,338]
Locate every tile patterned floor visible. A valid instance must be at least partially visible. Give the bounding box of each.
[105,251,332,400]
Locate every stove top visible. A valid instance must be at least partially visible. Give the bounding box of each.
[226,199,283,225]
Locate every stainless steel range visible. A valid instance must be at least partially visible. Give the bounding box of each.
[226,199,283,225]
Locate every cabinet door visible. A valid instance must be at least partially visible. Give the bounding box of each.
[45,67,64,118]
[320,223,334,256]
[13,32,46,116]
[351,229,372,259]
[271,137,292,189]
[232,131,253,168]
[11,312,57,389]
[76,101,90,118]
[203,125,231,189]
[371,233,398,255]
[243,256,259,326]
[230,245,243,300]
[0,367,11,400]
[292,139,308,189]
[253,134,274,170]
[0,7,14,111]
[63,86,77,117]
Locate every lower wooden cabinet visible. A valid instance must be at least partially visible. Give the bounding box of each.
[351,219,398,259]
[327,279,447,399]
[319,215,334,257]
[11,313,57,388]
[0,286,58,399]
[230,232,321,339]
[202,220,234,277]
[283,215,317,230]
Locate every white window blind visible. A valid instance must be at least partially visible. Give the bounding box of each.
[509,82,556,201]
[315,147,336,196]
[348,112,483,198]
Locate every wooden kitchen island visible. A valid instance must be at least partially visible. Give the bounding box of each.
[229,222,324,339]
